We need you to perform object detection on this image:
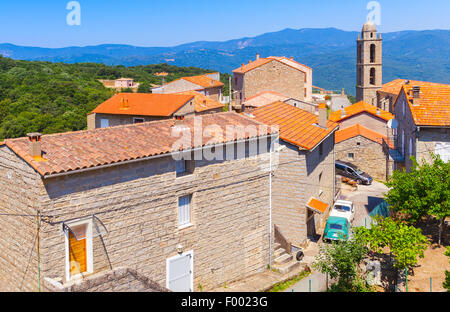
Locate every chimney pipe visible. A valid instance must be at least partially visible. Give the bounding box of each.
[412,86,421,106]
[318,103,327,128]
[27,133,42,158]
[256,53,260,60]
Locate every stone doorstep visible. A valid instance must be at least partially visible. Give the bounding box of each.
[274,253,293,265]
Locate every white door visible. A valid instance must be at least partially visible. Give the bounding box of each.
[166,251,193,292]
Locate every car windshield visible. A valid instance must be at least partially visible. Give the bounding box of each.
[355,168,364,175]
[329,224,343,230]
[335,205,350,212]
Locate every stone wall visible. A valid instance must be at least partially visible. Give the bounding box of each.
[43,267,169,292]
[0,147,40,292]
[34,143,272,292]
[272,134,335,248]
[339,113,389,135]
[240,61,307,103]
[335,135,389,180]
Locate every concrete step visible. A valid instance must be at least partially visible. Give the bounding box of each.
[273,243,281,251]
[274,253,293,265]
[273,260,301,275]
[274,248,285,258]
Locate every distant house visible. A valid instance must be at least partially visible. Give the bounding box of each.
[249,102,339,259]
[233,54,313,106]
[330,101,395,180]
[152,73,224,102]
[392,81,450,171]
[99,78,140,91]
[0,112,278,292]
[243,91,318,114]
[87,93,196,130]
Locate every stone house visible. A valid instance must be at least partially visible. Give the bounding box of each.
[249,102,339,256]
[87,93,197,130]
[243,91,318,114]
[335,124,394,180]
[152,73,224,102]
[0,112,278,292]
[233,55,313,106]
[392,81,450,171]
[330,101,395,181]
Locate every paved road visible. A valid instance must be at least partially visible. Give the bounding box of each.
[285,182,389,292]
[343,181,389,227]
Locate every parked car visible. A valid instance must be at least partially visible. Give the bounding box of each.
[335,161,373,185]
[329,200,355,224]
[323,216,350,243]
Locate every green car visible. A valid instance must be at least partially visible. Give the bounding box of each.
[323,216,350,243]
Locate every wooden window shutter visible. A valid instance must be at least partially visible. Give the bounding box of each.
[69,225,87,276]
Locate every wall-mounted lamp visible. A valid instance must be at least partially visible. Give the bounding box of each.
[177,244,183,254]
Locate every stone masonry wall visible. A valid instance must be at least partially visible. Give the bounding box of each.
[243,61,306,102]
[335,135,389,180]
[272,134,335,248]
[37,143,272,292]
[0,147,41,292]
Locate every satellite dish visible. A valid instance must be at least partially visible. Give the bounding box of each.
[387,119,399,129]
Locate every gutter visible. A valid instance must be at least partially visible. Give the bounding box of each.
[42,133,278,179]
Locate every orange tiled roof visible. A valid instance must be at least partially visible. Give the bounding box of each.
[307,198,328,214]
[401,82,450,126]
[335,124,393,148]
[168,74,223,89]
[91,93,194,117]
[329,101,394,122]
[250,101,339,150]
[243,91,290,108]
[5,112,276,177]
[233,56,311,74]
[378,79,442,95]
[176,91,224,113]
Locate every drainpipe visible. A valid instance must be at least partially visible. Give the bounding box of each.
[269,142,273,270]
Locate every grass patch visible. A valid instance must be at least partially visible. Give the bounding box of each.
[267,271,311,292]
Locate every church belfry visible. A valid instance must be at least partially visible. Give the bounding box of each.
[356,20,382,105]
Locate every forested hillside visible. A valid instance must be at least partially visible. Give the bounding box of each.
[0,56,220,140]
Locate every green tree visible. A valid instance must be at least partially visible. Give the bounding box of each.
[313,237,371,292]
[385,155,450,246]
[354,217,428,271]
[444,247,450,292]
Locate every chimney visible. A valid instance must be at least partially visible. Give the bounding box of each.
[256,53,260,60]
[119,98,130,110]
[412,86,421,106]
[27,133,42,158]
[318,103,327,128]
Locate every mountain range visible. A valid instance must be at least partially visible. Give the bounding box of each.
[1,27,449,95]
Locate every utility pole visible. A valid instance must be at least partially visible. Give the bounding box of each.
[229,76,232,112]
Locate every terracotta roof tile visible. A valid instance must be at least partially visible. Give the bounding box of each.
[307,198,328,214]
[329,101,394,122]
[250,101,339,150]
[182,74,224,89]
[175,91,224,112]
[233,56,311,74]
[243,91,290,108]
[401,82,450,126]
[335,124,393,148]
[91,93,194,117]
[5,113,276,177]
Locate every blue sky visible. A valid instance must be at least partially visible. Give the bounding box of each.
[0,0,449,48]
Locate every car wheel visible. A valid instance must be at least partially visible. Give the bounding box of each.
[357,179,363,185]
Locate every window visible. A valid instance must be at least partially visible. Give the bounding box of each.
[348,153,355,160]
[370,44,376,63]
[178,195,192,228]
[357,44,362,63]
[100,118,109,128]
[65,220,93,281]
[133,117,145,124]
[319,143,323,156]
[401,130,405,156]
[176,159,194,177]
[370,68,376,85]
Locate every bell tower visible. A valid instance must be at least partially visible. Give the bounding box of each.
[356,20,383,105]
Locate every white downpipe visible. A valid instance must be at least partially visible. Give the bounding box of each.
[269,141,273,269]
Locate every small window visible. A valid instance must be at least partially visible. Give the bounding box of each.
[178,195,192,228]
[348,153,355,160]
[357,142,361,147]
[319,143,323,156]
[319,172,323,182]
[100,118,109,128]
[133,118,145,124]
